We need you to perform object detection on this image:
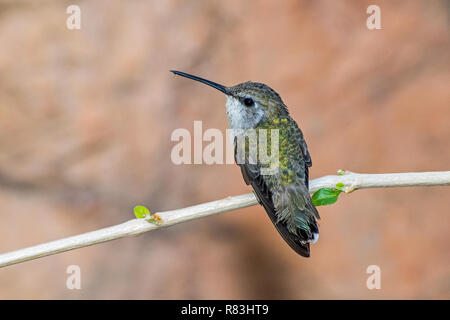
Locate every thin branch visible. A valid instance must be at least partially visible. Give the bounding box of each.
[1,171,449,268]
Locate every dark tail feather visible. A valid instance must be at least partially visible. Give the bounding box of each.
[259,198,311,257]
[275,222,311,257]
[238,162,313,257]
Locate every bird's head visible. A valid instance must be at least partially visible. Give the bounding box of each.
[170,70,289,129]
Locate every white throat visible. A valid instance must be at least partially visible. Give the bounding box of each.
[225,95,265,144]
[225,96,264,129]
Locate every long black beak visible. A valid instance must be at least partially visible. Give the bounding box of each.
[170,70,229,95]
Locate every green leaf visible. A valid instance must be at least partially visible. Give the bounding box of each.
[134,205,150,218]
[337,169,345,176]
[335,182,345,191]
[312,188,342,206]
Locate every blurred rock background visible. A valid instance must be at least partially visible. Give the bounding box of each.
[0,0,449,299]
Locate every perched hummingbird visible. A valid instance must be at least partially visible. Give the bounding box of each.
[171,70,320,257]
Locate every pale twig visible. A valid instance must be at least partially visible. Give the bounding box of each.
[0,171,449,268]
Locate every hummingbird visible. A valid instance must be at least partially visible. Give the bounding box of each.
[170,70,320,257]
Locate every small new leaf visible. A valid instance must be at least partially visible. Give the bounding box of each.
[134,205,150,219]
[312,188,342,206]
[335,182,345,191]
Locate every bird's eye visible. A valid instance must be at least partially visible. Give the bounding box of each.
[243,97,254,107]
